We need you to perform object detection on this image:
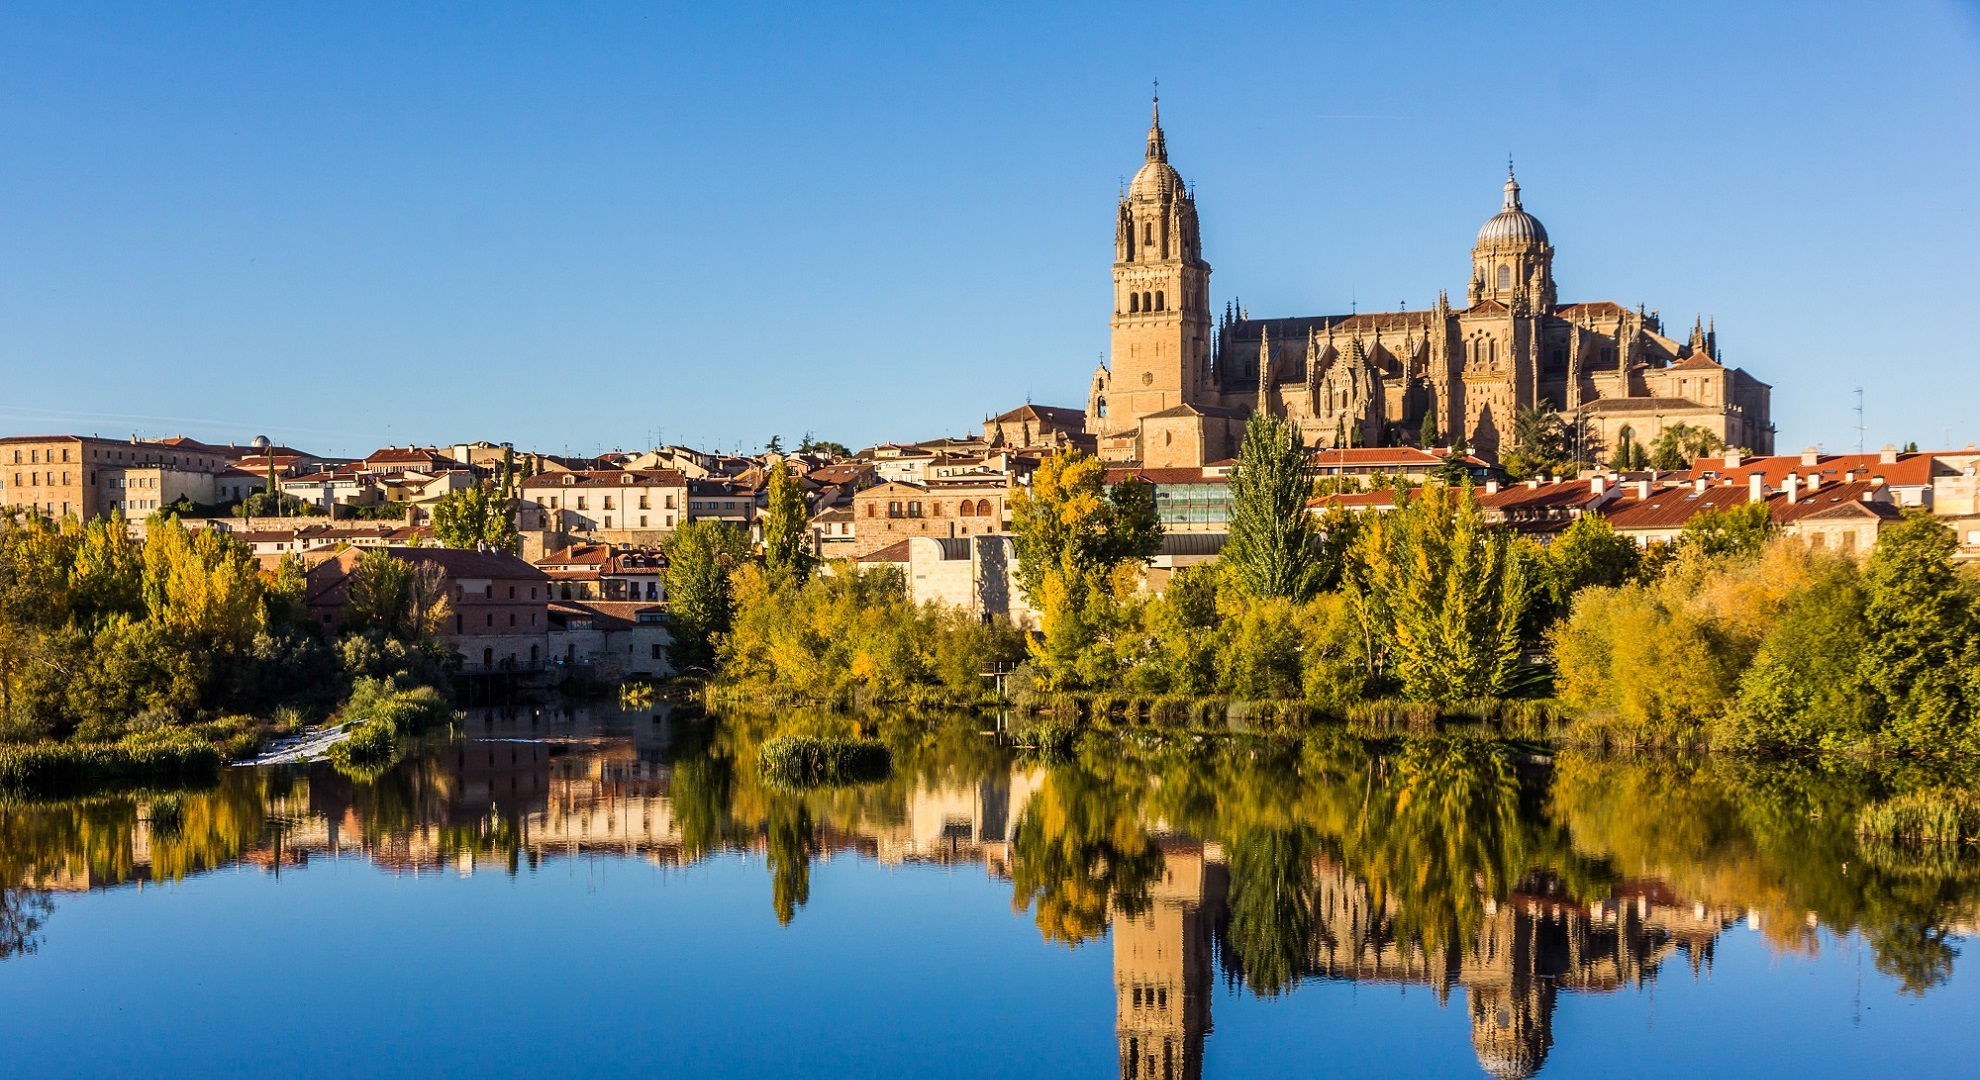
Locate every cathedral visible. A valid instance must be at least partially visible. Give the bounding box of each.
[1086,98,1775,469]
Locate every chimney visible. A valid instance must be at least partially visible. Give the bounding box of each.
[1800,446,1820,467]
[1723,450,1743,468]
[1590,475,1606,495]
[1748,473,1765,503]
[1485,479,1500,495]
[1693,477,1708,494]
[1525,478,1540,489]
[1784,472,1800,504]
[1636,479,1652,500]
[1879,443,1898,465]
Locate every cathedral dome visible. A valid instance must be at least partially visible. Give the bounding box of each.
[1476,169,1547,246]
[1129,159,1185,200]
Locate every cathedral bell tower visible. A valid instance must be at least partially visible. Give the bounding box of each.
[1098,94,1212,434]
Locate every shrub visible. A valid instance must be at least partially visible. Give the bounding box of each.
[756,735,892,788]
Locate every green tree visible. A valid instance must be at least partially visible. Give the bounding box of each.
[1344,483,1530,700]
[1650,423,1727,471]
[765,434,784,455]
[1681,501,1774,559]
[796,433,852,457]
[1223,414,1321,601]
[1418,410,1439,449]
[1858,514,1978,752]
[1006,451,1162,686]
[663,520,751,672]
[429,484,519,554]
[1501,405,1571,481]
[760,459,815,589]
[344,551,450,642]
[1538,513,1641,623]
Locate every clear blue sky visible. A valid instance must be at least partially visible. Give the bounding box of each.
[3,1,1977,458]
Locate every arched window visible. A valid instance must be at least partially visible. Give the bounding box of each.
[976,499,992,517]
[959,500,976,517]
[1144,223,1154,245]
[1143,291,1153,312]
[1497,265,1512,291]
[1129,292,1139,313]
[1154,291,1164,311]
[1095,396,1108,418]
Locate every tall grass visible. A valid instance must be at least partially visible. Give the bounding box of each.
[0,734,221,798]
[1857,788,1980,844]
[756,735,893,788]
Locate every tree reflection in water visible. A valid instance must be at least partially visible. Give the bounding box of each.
[3,709,1979,1077]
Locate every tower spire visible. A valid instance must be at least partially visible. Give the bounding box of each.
[1503,157,1522,210]
[1146,82,1167,164]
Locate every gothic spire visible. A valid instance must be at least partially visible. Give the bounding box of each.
[1146,86,1167,164]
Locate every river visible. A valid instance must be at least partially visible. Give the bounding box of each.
[3,703,1976,1078]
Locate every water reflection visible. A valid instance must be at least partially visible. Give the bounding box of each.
[3,709,1978,1078]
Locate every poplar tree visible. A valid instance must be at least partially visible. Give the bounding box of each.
[760,459,815,588]
[1224,414,1321,601]
[663,520,751,672]
[1344,482,1529,700]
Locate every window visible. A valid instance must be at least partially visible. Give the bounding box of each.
[577,497,588,510]
[1154,290,1164,311]
[976,498,992,517]
[1129,292,1138,313]
[1143,222,1153,245]
[603,496,614,510]
[1497,265,1512,290]
[638,496,649,509]
[508,586,515,599]
[960,500,976,517]
[639,515,647,527]
[652,643,663,660]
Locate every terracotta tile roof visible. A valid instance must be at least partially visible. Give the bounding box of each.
[990,404,1085,426]
[857,540,912,563]
[1670,351,1724,370]
[522,469,687,490]
[1578,396,1708,414]
[1691,453,1934,490]
[1143,403,1251,420]
[1601,485,1755,530]
[1307,490,1400,510]
[1478,480,1606,512]
[1103,467,1224,485]
[1769,481,1902,524]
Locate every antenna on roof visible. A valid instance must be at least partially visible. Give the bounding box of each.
[1854,387,1866,455]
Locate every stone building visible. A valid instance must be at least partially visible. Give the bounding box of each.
[0,435,231,519]
[847,479,1009,559]
[1086,99,1774,465]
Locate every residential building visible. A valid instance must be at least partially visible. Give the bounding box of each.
[517,469,690,551]
[305,547,553,670]
[848,479,1009,559]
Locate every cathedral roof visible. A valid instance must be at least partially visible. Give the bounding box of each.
[1476,167,1548,246]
